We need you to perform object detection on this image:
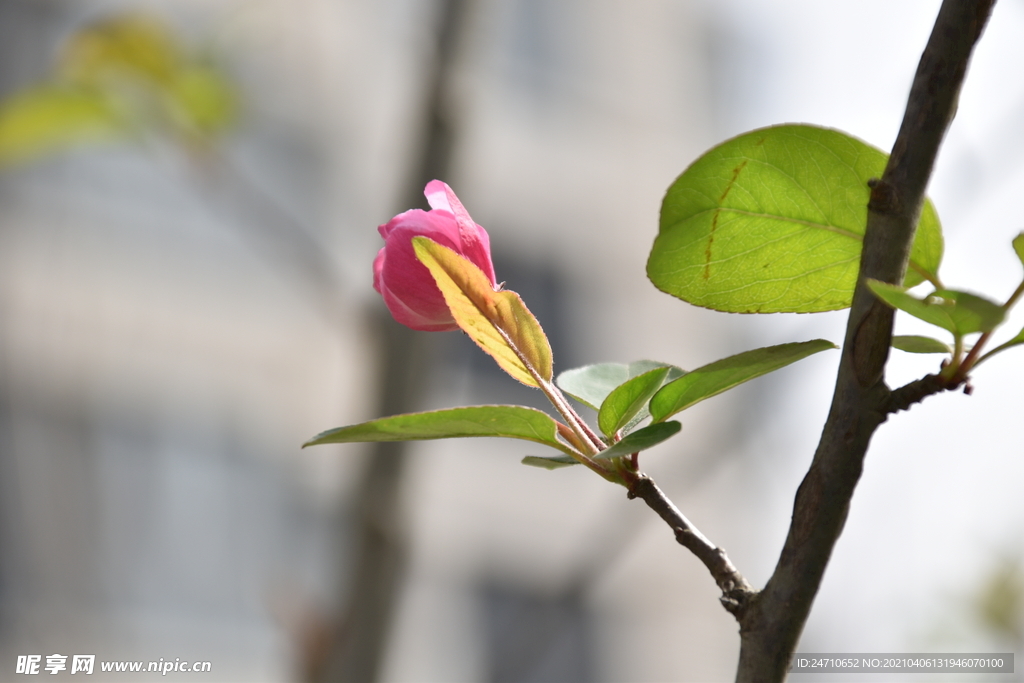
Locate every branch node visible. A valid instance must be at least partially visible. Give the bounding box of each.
[867,177,900,214]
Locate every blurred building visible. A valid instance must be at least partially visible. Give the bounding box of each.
[0,1,762,680]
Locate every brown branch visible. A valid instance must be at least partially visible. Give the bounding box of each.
[884,372,963,415]
[734,1,997,681]
[628,475,755,618]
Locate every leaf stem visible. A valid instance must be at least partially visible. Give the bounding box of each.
[953,277,1024,377]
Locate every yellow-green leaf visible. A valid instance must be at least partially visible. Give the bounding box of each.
[413,237,553,387]
[0,86,122,167]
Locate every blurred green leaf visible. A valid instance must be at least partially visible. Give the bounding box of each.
[868,281,1005,335]
[556,360,684,411]
[648,124,943,313]
[594,421,681,460]
[59,14,181,86]
[1013,232,1024,269]
[0,86,122,167]
[521,455,578,470]
[0,12,238,168]
[936,289,1006,334]
[167,66,238,134]
[598,366,671,437]
[649,340,837,422]
[891,335,952,354]
[977,326,1024,367]
[304,405,578,457]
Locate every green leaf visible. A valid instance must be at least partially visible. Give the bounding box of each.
[892,335,952,354]
[594,421,682,460]
[649,340,837,422]
[936,290,1006,334]
[556,360,685,411]
[868,281,956,332]
[977,326,1024,367]
[414,237,553,387]
[1013,232,1024,269]
[521,455,579,470]
[648,124,943,313]
[304,405,577,457]
[598,366,671,437]
[0,86,122,167]
[868,281,1005,335]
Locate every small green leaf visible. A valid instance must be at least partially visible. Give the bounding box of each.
[594,421,682,460]
[1013,232,1024,268]
[414,237,553,387]
[868,281,1005,335]
[892,335,952,354]
[522,455,578,470]
[556,360,685,411]
[868,280,957,332]
[935,289,1005,334]
[598,366,671,437]
[649,340,836,422]
[648,124,943,313]
[977,326,1024,367]
[304,405,577,457]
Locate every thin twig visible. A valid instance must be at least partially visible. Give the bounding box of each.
[628,474,755,618]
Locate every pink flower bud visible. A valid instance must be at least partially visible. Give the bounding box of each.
[373,180,497,331]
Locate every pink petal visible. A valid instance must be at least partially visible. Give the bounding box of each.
[423,180,496,286]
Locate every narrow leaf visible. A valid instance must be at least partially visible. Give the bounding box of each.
[977,326,1024,367]
[598,367,671,437]
[649,340,837,422]
[891,335,952,354]
[522,455,578,470]
[594,421,682,460]
[648,124,943,313]
[556,360,685,411]
[1013,232,1024,268]
[413,237,553,387]
[304,405,577,457]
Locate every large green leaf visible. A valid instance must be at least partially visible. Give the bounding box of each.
[868,281,1005,336]
[594,421,682,460]
[597,366,671,437]
[556,360,685,411]
[649,340,837,422]
[648,124,943,313]
[305,405,577,457]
